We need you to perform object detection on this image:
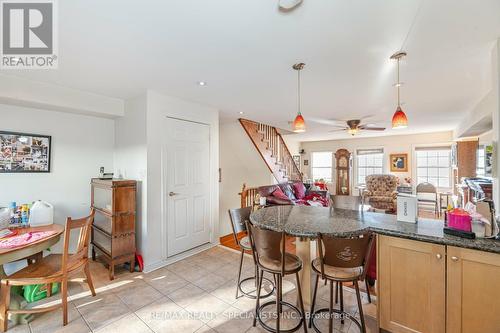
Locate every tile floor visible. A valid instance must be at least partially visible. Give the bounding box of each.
[7,246,378,333]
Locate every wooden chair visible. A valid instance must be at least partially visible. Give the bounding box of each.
[0,210,96,332]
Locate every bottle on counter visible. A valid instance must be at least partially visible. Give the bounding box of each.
[9,202,20,224]
[21,204,29,226]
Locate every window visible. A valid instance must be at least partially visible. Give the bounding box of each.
[477,145,485,177]
[356,149,384,185]
[311,152,332,182]
[416,147,451,189]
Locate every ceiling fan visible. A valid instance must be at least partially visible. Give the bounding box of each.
[329,119,386,136]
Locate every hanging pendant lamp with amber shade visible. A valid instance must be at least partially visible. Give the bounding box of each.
[390,51,409,129]
[292,63,306,133]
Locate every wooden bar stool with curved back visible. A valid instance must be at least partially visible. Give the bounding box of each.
[0,210,96,332]
[228,208,274,300]
[246,221,308,333]
[309,232,375,333]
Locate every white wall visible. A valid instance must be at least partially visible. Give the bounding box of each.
[493,40,500,207]
[0,74,124,118]
[0,104,114,258]
[300,131,454,193]
[113,95,148,260]
[454,91,494,139]
[145,90,219,271]
[219,121,273,236]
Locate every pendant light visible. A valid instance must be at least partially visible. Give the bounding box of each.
[390,51,409,129]
[292,63,306,133]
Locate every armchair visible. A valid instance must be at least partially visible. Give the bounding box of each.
[362,174,398,212]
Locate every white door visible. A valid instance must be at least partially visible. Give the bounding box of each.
[165,117,211,257]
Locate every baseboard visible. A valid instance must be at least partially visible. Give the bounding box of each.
[219,231,246,244]
[219,233,234,244]
[143,242,217,273]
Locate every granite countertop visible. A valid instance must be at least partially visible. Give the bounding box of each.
[250,205,500,254]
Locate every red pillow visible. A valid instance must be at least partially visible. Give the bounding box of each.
[292,182,306,199]
[272,187,289,200]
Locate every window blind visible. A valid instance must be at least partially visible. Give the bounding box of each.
[356,148,384,155]
[415,146,451,151]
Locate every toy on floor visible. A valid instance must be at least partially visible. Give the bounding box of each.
[123,253,144,272]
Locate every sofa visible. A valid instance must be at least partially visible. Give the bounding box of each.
[258,181,329,207]
[362,174,398,211]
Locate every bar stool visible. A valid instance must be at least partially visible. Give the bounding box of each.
[228,208,274,299]
[246,221,308,333]
[309,232,375,333]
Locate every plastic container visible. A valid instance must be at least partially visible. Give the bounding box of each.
[447,208,472,232]
[0,207,10,229]
[28,201,54,226]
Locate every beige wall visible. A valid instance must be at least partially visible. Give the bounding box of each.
[219,121,274,236]
[282,134,301,155]
[300,131,454,194]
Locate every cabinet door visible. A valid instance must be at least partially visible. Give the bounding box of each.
[379,235,445,333]
[447,246,500,333]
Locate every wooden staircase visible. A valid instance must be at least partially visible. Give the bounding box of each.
[239,118,302,183]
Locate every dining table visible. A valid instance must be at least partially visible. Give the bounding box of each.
[0,224,64,325]
[0,224,65,278]
[250,205,500,308]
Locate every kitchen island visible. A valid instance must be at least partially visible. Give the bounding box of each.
[250,205,500,333]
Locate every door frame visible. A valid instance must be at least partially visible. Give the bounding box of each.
[161,116,215,260]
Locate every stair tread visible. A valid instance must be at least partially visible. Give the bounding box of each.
[239,119,302,183]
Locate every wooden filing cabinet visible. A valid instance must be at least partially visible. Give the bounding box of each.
[90,178,136,280]
[378,235,500,333]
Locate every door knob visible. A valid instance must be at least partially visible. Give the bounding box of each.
[436,254,442,259]
[451,256,459,262]
[169,192,178,197]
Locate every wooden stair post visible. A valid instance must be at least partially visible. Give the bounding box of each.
[239,118,302,183]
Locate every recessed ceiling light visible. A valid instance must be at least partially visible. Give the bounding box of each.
[197,81,206,86]
[238,111,244,115]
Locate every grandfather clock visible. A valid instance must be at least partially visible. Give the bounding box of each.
[335,149,351,195]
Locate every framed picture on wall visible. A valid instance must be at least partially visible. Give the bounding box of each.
[0,131,51,173]
[390,153,408,172]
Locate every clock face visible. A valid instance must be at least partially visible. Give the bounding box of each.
[338,156,348,168]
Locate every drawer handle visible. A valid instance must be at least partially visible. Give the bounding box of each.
[451,256,459,262]
[436,254,442,259]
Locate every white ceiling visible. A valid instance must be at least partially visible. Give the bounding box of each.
[3,0,500,141]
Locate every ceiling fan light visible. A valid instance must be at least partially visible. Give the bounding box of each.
[347,128,358,136]
[292,113,306,133]
[392,106,408,129]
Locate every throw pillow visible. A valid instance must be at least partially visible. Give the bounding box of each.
[292,182,307,199]
[272,187,289,201]
[281,183,296,200]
